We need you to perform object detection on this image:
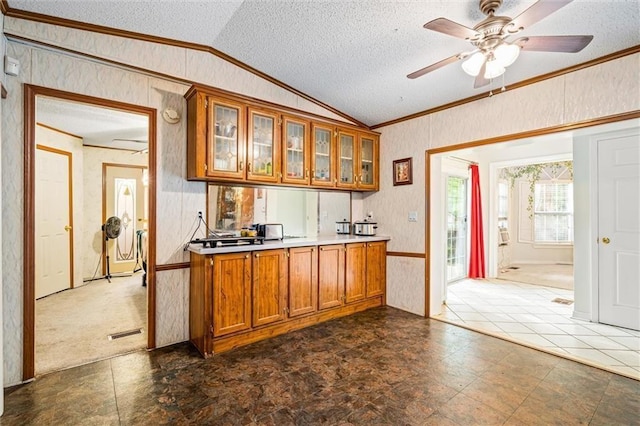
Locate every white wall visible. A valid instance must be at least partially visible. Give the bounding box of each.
[368,53,640,317]
[1,17,354,386]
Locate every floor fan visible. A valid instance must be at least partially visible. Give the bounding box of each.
[102,216,122,282]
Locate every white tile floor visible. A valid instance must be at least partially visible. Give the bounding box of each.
[433,278,640,380]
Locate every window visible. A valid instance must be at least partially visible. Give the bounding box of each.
[534,181,573,243]
[497,181,509,245]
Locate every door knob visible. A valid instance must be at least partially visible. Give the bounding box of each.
[602,237,610,244]
[64,225,72,231]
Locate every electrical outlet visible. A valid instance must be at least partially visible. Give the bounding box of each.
[408,211,418,222]
[197,211,203,219]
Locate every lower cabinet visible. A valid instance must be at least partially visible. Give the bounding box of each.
[252,249,288,327]
[189,240,386,358]
[345,243,367,303]
[318,244,346,310]
[288,246,318,317]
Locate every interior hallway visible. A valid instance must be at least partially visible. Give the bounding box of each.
[36,272,146,375]
[3,307,638,425]
[435,279,640,380]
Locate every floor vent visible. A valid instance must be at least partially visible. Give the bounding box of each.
[552,298,574,305]
[108,328,143,341]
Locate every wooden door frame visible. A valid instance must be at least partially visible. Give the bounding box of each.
[35,144,75,291]
[424,111,640,318]
[24,84,158,380]
[102,163,148,275]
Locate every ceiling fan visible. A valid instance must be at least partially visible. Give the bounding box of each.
[407,0,593,88]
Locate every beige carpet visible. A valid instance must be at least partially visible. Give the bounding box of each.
[498,263,574,290]
[36,272,147,375]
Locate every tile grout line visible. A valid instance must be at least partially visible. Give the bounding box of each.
[109,358,123,425]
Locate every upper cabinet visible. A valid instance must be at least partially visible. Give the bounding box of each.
[282,115,310,185]
[186,86,379,191]
[247,107,280,183]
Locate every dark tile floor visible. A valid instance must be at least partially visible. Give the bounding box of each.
[2,307,638,425]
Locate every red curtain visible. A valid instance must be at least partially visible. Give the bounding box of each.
[468,164,485,278]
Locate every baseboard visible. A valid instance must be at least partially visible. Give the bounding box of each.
[572,309,592,322]
[509,260,574,265]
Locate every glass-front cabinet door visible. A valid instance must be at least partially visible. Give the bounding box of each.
[311,123,334,187]
[282,115,310,185]
[247,107,280,183]
[337,129,357,189]
[358,133,378,190]
[207,97,245,179]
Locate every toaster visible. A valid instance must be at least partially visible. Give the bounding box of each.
[256,223,284,240]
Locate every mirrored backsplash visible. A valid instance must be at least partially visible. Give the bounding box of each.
[207,185,351,237]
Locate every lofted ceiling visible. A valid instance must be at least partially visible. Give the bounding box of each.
[8,1,640,127]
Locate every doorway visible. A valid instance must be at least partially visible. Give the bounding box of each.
[24,85,157,380]
[445,175,468,283]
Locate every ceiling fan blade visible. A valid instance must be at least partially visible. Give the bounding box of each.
[515,35,594,52]
[424,18,480,40]
[407,54,462,79]
[508,0,573,32]
[474,61,490,89]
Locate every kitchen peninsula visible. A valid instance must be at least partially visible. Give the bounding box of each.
[188,234,389,357]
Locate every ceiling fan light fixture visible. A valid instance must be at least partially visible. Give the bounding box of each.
[461,52,485,76]
[484,58,506,79]
[494,43,520,68]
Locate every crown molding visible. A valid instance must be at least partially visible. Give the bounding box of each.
[372,45,640,129]
[1,1,8,15]
[4,6,368,128]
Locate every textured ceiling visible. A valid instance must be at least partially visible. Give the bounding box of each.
[9,0,640,126]
[37,96,149,151]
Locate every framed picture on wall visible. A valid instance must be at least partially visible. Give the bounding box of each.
[393,157,413,186]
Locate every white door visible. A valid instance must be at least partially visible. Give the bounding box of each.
[104,165,147,274]
[35,146,73,299]
[598,132,640,331]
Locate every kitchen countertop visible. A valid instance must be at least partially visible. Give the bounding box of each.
[188,234,391,255]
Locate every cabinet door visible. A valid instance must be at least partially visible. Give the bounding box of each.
[358,133,378,190]
[212,252,252,337]
[247,107,280,183]
[366,241,386,297]
[208,96,246,179]
[252,249,288,327]
[288,247,318,317]
[318,244,345,310]
[282,115,310,185]
[311,123,335,187]
[337,129,358,189]
[345,243,366,303]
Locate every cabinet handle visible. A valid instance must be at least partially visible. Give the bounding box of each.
[334,179,338,184]
[311,247,315,252]
[239,161,244,171]
[255,253,260,258]
[248,162,252,172]
[245,254,249,258]
[311,169,315,177]
[306,169,310,178]
[320,247,324,251]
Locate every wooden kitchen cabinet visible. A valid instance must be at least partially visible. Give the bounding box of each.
[345,241,386,303]
[189,240,385,357]
[318,244,346,310]
[365,241,386,297]
[357,132,379,191]
[282,115,311,185]
[311,123,336,187]
[252,249,288,327]
[288,246,318,317]
[247,106,281,183]
[186,91,246,180]
[345,242,367,303]
[186,85,380,191]
[189,251,251,357]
